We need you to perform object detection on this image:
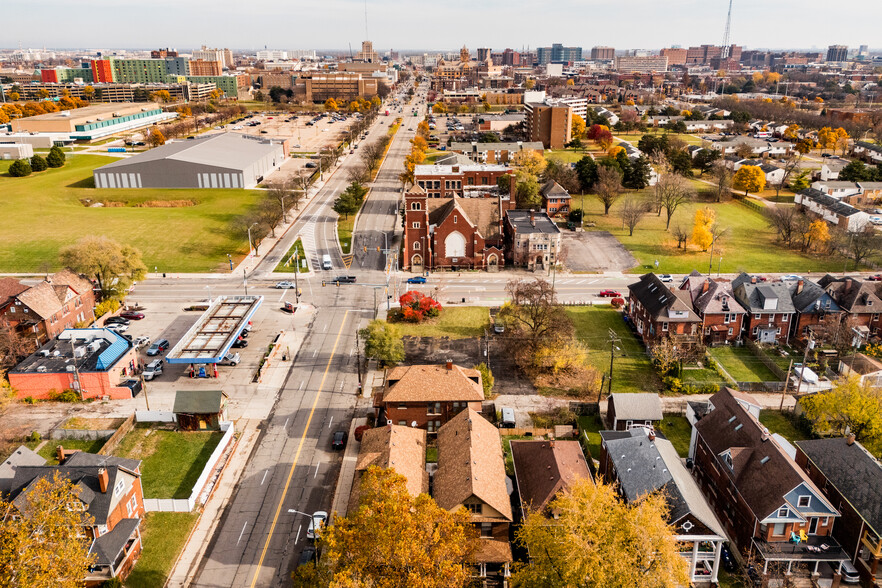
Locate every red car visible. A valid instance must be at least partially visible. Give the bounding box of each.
[599,290,621,298]
[120,311,145,320]
[869,275,882,282]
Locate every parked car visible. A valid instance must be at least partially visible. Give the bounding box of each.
[143,359,163,381]
[307,511,327,540]
[298,546,316,567]
[120,311,145,320]
[219,352,240,366]
[106,322,128,333]
[146,339,170,356]
[493,322,505,334]
[869,274,882,281]
[232,338,248,348]
[305,162,317,168]
[133,336,151,349]
[781,274,802,281]
[331,430,348,450]
[406,276,427,284]
[275,281,296,289]
[330,275,357,284]
[659,274,673,283]
[105,316,130,326]
[841,559,861,584]
[599,289,621,297]
[720,543,737,573]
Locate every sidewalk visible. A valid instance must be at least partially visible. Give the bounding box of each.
[329,417,366,519]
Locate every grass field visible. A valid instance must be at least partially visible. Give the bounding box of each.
[615,132,705,146]
[577,414,604,461]
[710,346,781,382]
[545,149,596,163]
[125,511,199,588]
[274,238,308,273]
[38,438,106,465]
[657,415,692,457]
[0,155,261,273]
[114,426,223,498]
[338,214,355,254]
[566,306,660,394]
[391,306,490,339]
[578,190,847,274]
[759,410,812,444]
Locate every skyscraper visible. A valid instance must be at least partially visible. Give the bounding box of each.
[477,47,491,62]
[590,46,615,60]
[826,45,848,62]
[537,44,582,65]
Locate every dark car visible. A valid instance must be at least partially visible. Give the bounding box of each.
[105,316,130,326]
[720,543,737,573]
[120,311,145,320]
[599,289,621,298]
[232,338,248,348]
[331,275,357,284]
[146,338,170,356]
[305,162,317,168]
[298,546,316,567]
[331,430,348,450]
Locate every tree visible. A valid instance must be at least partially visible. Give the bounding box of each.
[817,126,836,153]
[266,180,295,222]
[360,319,404,366]
[512,150,546,178]
[571,114,586,139]
[795,138,815,154]
[665,149,694,177]
[733,165,766,197]
[432,102,447,114]
[623,155,651,190]
[575,155,598,193]
[783,124,800,141]
[834,127,850,156]
[0,471,96,587]
[498,279,574,365]
[620,197,650,236]
[473,362,494,399]
[542,158,581,195]
[693,149,720,176]
[398,290,442,322]
[0,319,37,372]
[671,223,690,249]
[323,97,338,111]
[767,206,798,247]
[147,128,166,147]
[840,160,871,182]
[7,159,32,177]
[801,219,830,252]
[840,226,882,269]
[654,173,694,229]
[150,90,171,103]
[734,142,755,160]
[59,236,147,297]
[46,146,65,168]
[296,466,478,588]
[801,377,882,442]
[690,207,716,251]
[332,181,367,219]
[29,154,48,172]
[710,160,732,202]
[595,166,623,215]
[790,170,811,192]
[516,176,541,208]
[512,479,689,588]
[771,153,803,197]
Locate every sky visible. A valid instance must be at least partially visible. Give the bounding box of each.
[5,0,881,53]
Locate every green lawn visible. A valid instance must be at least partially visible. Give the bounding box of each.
[125,511,199,588]
[680,365,727,386]
[0,155,262,273]
[38,438,106,465]
[578,190,848,274]
[656,415,692,457]
[577,414,604,461]
[545,149,596,163]
[615,132,705,146]
[274,238,308,273]
[391,306,490,339]
[338,214,355,254]
[710,346,781,382]
[114,427,224,499]
[759,410,812,444]
[566,306,660,394]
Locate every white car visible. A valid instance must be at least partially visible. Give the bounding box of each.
[219,353,240,366]
[275,281,296,289]
[143,359,163,381]
[658,274,673,283]
[134,336,151,349]
[307,511,327,540]
[106,322,129,333]
[781,274,802,281]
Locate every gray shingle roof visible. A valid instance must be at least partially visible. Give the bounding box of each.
[732,273,796,313]
[173,389,227,414]
[89,518,140,566]
[609,393,663,422]
[797,188,863,217]
[629,273,699,322]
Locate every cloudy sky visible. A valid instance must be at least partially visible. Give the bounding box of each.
[6,0,880,53]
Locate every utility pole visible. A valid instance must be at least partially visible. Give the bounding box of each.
[355,328,363,386]
[606,328,621,398]
[779,359,793,411]
[794,330,814,399]
[293,251,300,301]
[69,338,84,401]
[140,374,151,411]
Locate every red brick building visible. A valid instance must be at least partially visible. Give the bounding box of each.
[627,273,701,350]
[818,274,882,337]
[732,273,795,345]
[540,180,571,217]
[679,272,747,345]
[0,270,96,346]
[413,163,512,199]
[374,362,484,433]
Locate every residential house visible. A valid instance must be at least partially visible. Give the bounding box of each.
[796,436,882,585]
[795,188,870,232]
[691,388,848,582]
[680,272,747,345]
[504,210,562,270]
[374,362,484,433]
[686,389,761,460]
[818,158,848,181]
[684,119,734,132]
[712,136,791,157]
[627,273,702,349]
[172,389,229,430]
[0,449,145,586]
[818,275,882,338]
[811,180,863,201]
[732,273,796,344]
[0,269,96,345]
[509,439,591,517]
[605,392,663,431]
[348,425,429,514]
[539,180,571,217]
[435,409,513,582]
[592,105,619,126]
[837,353,882,388]
[853,141,882,165]
[788,278,843,342]
[599,429,728,584]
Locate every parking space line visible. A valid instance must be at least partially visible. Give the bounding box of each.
[283,418,289,429]
[237,521,248,546]
[314,463,320,479]
[294,525,301,545]
[328,417,333,429]
[260,471,268,485]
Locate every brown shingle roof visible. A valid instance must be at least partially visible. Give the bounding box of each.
[15,281,63,320]
[0,278,28,307]
[510,440,591,515]
[427,197,501,241]
[47,269,92,297]
[349,425,429,514]
[435,409,512,521]
[383,364,484,403]
[819,275,882,314]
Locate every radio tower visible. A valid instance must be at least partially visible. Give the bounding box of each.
[720,0,733,59]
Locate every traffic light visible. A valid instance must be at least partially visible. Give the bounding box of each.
[377,246,381,252]
[363,246,367,252]
[336,281,340,287]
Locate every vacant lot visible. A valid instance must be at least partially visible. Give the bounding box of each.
[0,156,260,273]
[114,426,223,498]
[710,346,780,382]
[759,410,812,444]
[391,307,490,339]
[656,415,692,457]
[38,438,106,465]
[125,511,199,588]
[566,306,659,394]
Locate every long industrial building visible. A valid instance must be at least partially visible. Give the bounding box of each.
[9,102,177,140]
[92,133,289,189]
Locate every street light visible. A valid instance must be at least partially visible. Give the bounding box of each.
[205,285,212,304]
[227,254,233,271]
[247,222,258,258]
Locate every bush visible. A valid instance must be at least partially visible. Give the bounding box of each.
[94,298,120,318]
[662,376,683,394]
[30,154,48,172]
[47,146,66,168]
[23,396,36,404]
[27,431,41,443]
[474,362,494,399]
[610,297,625,308]
[398,290,442,322]
[8,158,32,177]
[101,578,123,588]
[50,389,81,403]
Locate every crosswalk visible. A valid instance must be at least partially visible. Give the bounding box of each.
[299,225,319,271]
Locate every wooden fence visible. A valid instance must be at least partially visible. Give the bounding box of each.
[744,339,788,380]
[97,413,136,456]
[503,427,553,438]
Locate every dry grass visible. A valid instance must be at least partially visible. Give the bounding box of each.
[62,417,126,430]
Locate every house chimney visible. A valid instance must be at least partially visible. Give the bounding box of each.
[56,445,64,464]
[98,467,109,493]
[797,280,804,294]
[648,430,656,441]
[845,278,853,291]
[702,279,710,294]
[446,360,453,371]
[847,433,856,446]
[751,276,757,284]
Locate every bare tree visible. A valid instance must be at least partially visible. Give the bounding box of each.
[671,223,689,249]
[619,197,651,236]
[266,179,295,222]
[595,167,624,215]
[836,226,882,269]
[654,173,695,229]
[256,197,284,237]
[0,320,37,372]
[734,143,755,160]
[710,160,733,202]
[347,162,371,185]
[768,206,798,246]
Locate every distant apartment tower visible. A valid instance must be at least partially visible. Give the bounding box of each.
[827,45,848,62]
[660,47,688,66]
[501,48,521,66]
[685,44,742,65]
[525,101,572,149]
[151,48,178,58]
[357,40,378,63]
[288,49,317,60]
[256,50,288,61]
[537,44,582,65]
[858,45,869,59]
[477,47,491,62]
[590,46,615,60]
[189,59,222,76]
[192,46,231,68]
[615,55,668,73]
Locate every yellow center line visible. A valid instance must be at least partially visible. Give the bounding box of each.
[248,309,349,587]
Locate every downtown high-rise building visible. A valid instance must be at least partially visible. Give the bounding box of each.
[826,45,848,62]
[536,44,582,65]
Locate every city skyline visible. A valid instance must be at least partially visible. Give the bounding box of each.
[6,0,880,53]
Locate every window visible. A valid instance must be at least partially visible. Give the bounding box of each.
[114,479,125,498]
[481,523,493,537]
[8,307,13,313]
[398,420,407,426]
[776,327,781,335]
[797,495,811,508]
[398,404,406,410]
[411,222,420,229]
[778,507,789,518]
[728,327,733,336]
[752,326,758,335]
[782,314,788,322]
[130,494,137,514]
[773,523,786,536]
[428,402,441,415]
[453,215,457,224]
[465,503,481,514]
[413,241,420,250]
[755,313,761,320]
[874,314,880,321]
[481,177,488,185]
[662,322,668,332]
[411,202,421,210]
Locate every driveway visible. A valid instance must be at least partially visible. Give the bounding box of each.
[562,231,637,272]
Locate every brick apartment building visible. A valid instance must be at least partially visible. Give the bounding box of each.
[413,163,512,199]
[525,101,572,149]
[627,273,701,350]
[374,362,484,433]
[819,275,882,338]
[732,273,795,345]
[0,269,95,345]
[449,141,544,165]
[188,59,222,76]
[294,72,379,103]
[679,272,747,345]
[504,210,562,270]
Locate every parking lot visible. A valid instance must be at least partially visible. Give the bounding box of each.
[561,231,638,272]
[205,111,359,155]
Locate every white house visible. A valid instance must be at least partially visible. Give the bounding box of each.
[795,188,870,232]
[854,141,882,164]
[811,180,863,200]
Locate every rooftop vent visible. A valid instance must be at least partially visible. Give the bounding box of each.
[36,366,47,372]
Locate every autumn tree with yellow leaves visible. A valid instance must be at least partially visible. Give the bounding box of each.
[801,377,882,443]
[691,208,716,251]
[571,114,586,139]
[733,165,766,197]
[512,479,690,588]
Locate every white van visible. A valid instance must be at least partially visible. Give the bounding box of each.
[500,407,516,428]
[322,254,332,270]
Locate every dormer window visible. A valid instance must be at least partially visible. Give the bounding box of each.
[722,451,733,470]
[798,495,810,508]
[114,479,125,497]
[778,507,789,518]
